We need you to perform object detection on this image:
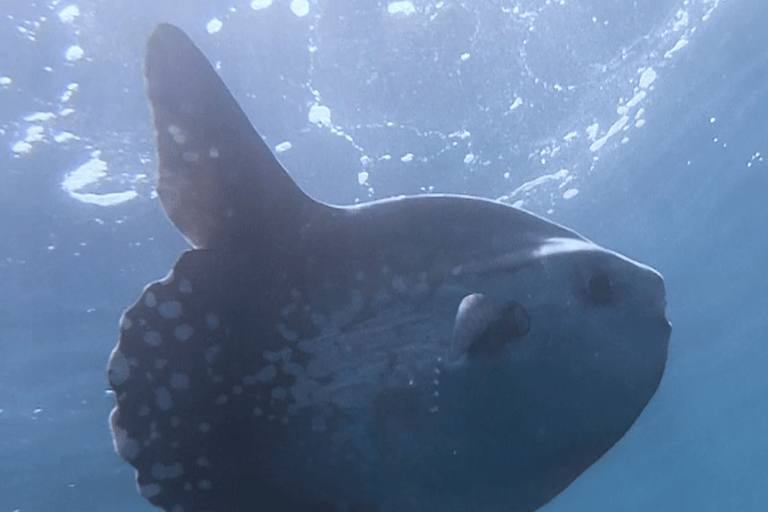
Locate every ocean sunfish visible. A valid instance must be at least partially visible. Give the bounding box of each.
[107,23,671,512]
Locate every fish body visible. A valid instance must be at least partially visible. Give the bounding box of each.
[108,24,671,512]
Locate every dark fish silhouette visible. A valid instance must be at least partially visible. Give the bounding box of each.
[107,23,671,512]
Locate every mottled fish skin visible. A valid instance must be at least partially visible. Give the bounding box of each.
[107,23,671,512]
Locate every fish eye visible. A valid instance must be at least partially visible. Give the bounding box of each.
[587,269,613,305]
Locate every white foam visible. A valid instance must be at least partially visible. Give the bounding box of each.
[61,150,137,206]
[275,141,292,153]
[206,18,223,34]
[639,67,657,89]
[308,104,331,126]
[589,116,629,152]
[665,38,688,59]
[24,125,46,143]
[563,188,579,199]
[626,90,647,109]
[290,0,309,17]
[53,131,78,143]
[61,83,79,100]
[11,141,33,155]
[58,5,80,23]
[64,45,84,62]
[388,1,415,15]
[250,0,272,10]
[23,112,56,122]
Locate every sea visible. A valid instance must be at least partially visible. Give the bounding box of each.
[1,0,766,511]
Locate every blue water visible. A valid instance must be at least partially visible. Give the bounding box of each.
[1,0,766,511]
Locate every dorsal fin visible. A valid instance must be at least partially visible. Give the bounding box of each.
[145,23,324,249]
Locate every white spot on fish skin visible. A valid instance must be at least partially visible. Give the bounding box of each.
[155,387,173,411]
[182,150,199,162]
[198,422,211,433]
[311,312,326,326]
[170,373,190,389]
[183,482,193,491]
[264,347,292,363]
[311,416,326,432]
[172,504,184,512]
[170,416,181,428]
[174,324,194,341]
[151,461,184,479]
[392,276,407,294]
[253,407,263,416]
[144,291,157,308]
[155,358,168,370]
[209,147,219,158]
[215,394,228,405]
[205,345,221,364]
[411,281,430,297]
[108,349,130,386]
[158,301,183,319]
[110,417,140,460]
[255,364,277,382]
[138,405,150,417]
[196,457,210,467]
[205,313,219,330]
[272,387,288,401]
[120,314,132,330]
[143,331,162,347]
[277,323,298,341]
[178,278,192,294]
[232,385,243,395]
[283,362,304,377]
[198,480,213,491]
[140,483,161,498]
[168,125,186,145]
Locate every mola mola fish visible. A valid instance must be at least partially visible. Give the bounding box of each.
[108,23,671,512]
